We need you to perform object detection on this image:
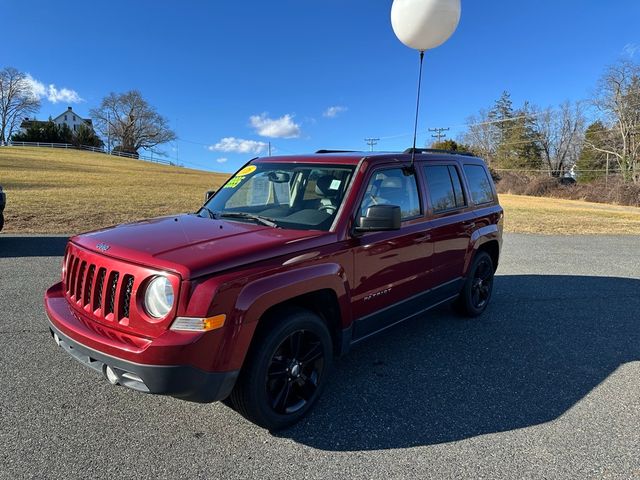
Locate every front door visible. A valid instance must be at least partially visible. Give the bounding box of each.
[350,167,431,340]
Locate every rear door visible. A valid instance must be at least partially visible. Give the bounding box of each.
[421,163,473,290]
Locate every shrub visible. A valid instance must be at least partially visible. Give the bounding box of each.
[496,173,640,208]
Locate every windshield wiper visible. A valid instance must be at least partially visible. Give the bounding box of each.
[218,212,280,228]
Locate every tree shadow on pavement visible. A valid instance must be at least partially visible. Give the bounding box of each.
[0,236,68,258]
[278,275,640,451]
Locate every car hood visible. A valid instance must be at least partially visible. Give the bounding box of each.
[72,214,330,279]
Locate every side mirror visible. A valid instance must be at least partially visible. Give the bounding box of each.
[205,189,216,202]
[355,205,401,232]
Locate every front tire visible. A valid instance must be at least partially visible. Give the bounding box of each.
[454,251,495,317]
[229,308,333,430]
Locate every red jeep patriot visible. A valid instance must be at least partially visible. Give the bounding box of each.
[45,149,503,430]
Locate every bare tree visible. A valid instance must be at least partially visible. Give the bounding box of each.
[587,61,640,183]
[0,67,41,145]
[460,109,498,164]
[90,90,176,154]
[534,101,586,177]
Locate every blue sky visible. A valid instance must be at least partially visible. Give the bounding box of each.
[2,0,639,172]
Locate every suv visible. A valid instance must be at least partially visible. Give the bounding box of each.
[45,150,503,430]
[0,184,5,231]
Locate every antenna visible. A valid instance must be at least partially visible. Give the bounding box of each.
[409,51,425,170]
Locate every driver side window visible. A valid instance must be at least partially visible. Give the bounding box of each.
[359,168,421,220]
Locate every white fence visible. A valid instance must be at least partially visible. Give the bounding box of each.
[3,141,179,166]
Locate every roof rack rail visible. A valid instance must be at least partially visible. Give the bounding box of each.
[315,149,360,154]
[403,148,475,157]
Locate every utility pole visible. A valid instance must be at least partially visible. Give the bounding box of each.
[364,138,379,151]
[428,127,450,143]
[268,141,272,156]
[605,153,610,187]
[107,112,111,154]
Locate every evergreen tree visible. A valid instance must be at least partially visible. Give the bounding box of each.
[430,139,474,153]
[488,91,514,147]
[576,122,609,182]
[12,119,74,143]
[73,124,104,148]
[492,96,542,170]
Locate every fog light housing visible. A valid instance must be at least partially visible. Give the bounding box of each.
[104,365,120,385]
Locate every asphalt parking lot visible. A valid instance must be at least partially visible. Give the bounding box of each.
[1,233,639,479]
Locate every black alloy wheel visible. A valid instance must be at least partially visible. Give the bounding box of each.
[454,250,495,317]
[470,256,493,309]
[266,330,325,415]
[229,308,333,430]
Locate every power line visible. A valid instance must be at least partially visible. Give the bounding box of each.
[364,137,380,151]
[429,127,450,143]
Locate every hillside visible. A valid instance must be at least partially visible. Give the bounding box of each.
[1,146,639,235]
[0,147,228,234]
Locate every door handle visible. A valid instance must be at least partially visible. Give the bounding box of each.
[413,233,431,242]
[463,221,476,229]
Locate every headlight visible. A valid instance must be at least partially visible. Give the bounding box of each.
[144,276,174,318]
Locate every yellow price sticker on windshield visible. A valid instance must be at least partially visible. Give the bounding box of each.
[237,165,257,176]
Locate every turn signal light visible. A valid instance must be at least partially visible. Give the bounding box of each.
[170,314,226,332]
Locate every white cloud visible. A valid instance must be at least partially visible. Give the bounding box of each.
[323,105,348,118]
[249,113,301,138]
[209,137,268,154]
[24,74,46,100]
[623,43,640,58]
[216,157,228,164]
[47,85,82,103]
[24,74,82,104]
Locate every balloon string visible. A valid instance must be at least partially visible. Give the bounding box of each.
[410,50,425,169]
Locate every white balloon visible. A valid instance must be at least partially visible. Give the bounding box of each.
[391,0,461,51]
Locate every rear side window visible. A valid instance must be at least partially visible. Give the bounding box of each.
[464,164,494,205]
[424,165,466,213]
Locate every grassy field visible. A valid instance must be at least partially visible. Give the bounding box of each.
[0,147,228,234]
[1,146,640,235]
[499,194,640,235]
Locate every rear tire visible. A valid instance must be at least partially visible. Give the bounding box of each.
[454,251,494,317]
[229,308,333,431]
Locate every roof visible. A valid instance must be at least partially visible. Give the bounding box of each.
[252,150,485,167]
[52,109,89,123]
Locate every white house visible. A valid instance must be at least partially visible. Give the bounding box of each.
[52,107,93,133]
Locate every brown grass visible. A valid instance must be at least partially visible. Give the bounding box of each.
[499,194,640,235]
[1,147,639,235]
[0,147,228,234]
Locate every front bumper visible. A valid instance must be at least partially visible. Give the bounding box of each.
[45,282,239,403]
[48,321,238,403]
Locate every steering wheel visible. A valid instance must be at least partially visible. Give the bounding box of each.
[318,205,337,215]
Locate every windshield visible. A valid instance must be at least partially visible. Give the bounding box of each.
[200,163,355,231]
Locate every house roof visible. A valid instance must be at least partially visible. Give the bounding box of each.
[52,107,90,124]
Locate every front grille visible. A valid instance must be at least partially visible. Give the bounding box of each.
[64,253,134,323]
